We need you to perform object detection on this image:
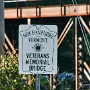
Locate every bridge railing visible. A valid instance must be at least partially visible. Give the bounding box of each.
[4,0,88,8]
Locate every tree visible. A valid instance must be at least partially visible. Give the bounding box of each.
[0,0,5,55]
[0,53,50,90]
[0,54,35,90]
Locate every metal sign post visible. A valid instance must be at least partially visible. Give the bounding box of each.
[19,24,58,89]
[36,74,40,90]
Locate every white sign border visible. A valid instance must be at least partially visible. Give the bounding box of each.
[19,25,58,74]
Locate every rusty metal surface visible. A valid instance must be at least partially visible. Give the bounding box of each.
[4,4,90,19]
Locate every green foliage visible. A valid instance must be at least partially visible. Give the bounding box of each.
[0,53,51,90]
[0,54,35,90]
[40,75,50,90]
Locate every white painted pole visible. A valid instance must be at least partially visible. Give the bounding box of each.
[73,17,78,90]
[27,18,31,25]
